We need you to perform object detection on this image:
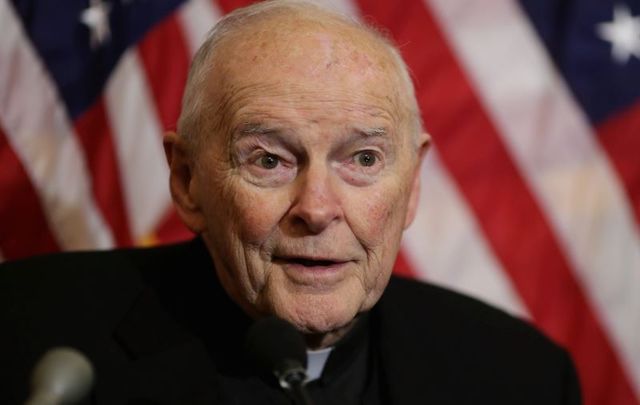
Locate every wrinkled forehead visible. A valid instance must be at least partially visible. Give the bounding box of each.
[206,16,407,122]
[224,18,394,76]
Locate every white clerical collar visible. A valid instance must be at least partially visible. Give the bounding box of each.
[306,347,333,381]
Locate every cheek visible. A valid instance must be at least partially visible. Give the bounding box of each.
[226,186,292,245]
[348,180,410,298]
[351,183,408,246]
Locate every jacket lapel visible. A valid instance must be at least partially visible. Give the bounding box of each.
[374,278,461,405]
[103,284,221,404]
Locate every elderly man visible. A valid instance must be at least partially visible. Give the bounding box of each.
[0,1,581,404]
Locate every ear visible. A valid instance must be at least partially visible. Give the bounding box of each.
[404,132,430,229]
[163,132,206,233]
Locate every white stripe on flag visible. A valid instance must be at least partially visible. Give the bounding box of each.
[404,151,530,318]
[0,0,114,251]
[426,0,640,393]
[104,50,172,241]
[179,0,222,56]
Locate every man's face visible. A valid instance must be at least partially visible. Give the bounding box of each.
[181,24,425,342]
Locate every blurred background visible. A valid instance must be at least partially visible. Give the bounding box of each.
[0,0,638,404]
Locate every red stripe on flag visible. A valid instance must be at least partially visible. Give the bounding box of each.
[0,123,60,260]
[598,101,640,227]
[138,14,190,132]
[214,0,254,14]
[355,1,639,404]
[153,208,194,245]
[74,100,133,247]
[137,13,198,243]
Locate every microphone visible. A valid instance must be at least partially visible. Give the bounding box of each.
[25,347,95,405]
[245,317,315,405]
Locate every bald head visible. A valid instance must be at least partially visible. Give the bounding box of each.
[177,0,423,153]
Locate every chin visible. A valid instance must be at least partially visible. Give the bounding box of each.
[271,291,360,337]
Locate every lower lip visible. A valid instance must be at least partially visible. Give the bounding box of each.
[278,261,350,284]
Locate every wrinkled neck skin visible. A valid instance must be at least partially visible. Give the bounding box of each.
[303,319,357,349]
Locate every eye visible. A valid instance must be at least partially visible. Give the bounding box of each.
[355,150,378,167]
[258,153,280,169]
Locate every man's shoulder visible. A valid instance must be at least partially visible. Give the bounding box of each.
[375,276,580,404]
[384,275,522,321]
[382,275,556,349]
[0,239,193,288]
[1,239,193,270]
[0,239,201,333]
[0,239,223,405]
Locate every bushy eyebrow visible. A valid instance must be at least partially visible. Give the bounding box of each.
[236,122,388,138]
[231,122,300,152]
[235,122,278,138]
[360,127,388,138]
[232,121,393,153]
[343,127,392,148]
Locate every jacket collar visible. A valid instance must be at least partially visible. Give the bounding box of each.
[374,276,461,405]
[111,237,254,369]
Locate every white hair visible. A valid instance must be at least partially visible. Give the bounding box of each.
[177,0,423,152]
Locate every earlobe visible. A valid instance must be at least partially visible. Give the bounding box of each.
[163,132,206,233]
[404,132,431,229]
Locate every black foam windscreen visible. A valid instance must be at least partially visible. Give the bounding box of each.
[244,316,307,377]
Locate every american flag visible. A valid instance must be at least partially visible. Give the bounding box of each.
[1,0,638,404]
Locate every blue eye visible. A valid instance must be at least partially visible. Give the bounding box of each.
[259,154,280,169]
[356,151,377,167]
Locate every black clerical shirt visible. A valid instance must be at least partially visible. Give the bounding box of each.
[210,312,383,405]
[0,238,582,405]
[112,237,383,405]
[305,313,383,405]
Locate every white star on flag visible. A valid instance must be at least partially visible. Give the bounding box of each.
[80,0,112,48]
[597,4,640,64]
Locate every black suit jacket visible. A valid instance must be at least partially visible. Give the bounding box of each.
[0,238,581,404]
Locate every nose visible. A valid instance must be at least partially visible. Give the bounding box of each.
[288,163,342,234]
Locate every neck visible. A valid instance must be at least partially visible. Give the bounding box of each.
[303,317,358,349]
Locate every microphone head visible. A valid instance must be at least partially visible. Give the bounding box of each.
[244,317,307,385]
[27,347,94,405]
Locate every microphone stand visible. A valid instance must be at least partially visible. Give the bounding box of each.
[277,360,315,405]
[289,382,314,405]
